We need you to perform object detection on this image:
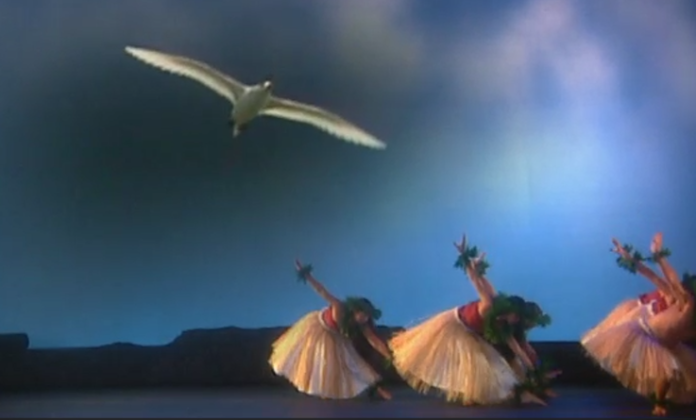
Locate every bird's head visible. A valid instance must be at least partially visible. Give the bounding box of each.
[262,75,274,91]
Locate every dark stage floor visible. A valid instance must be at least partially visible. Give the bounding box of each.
[1,387,694,418]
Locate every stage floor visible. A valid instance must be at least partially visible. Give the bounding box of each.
[1,387,694,418]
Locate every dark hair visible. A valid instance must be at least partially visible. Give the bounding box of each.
[509,299,551,342]
[483,294,525,344]
[338,297,382,338]
[494,295,525,361]
[506,295,531,330]
[491,297,551,360]
[523,300,551,328]
[503,296,530,340]
[524,301,542,320]
[507,295,526,308]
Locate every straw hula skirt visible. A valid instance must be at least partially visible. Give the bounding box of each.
[269,308,381,399]
[581,291,659,345]
[582,308,696,404]
[390,303,518,405]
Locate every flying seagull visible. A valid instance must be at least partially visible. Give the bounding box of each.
[124,46,386,150]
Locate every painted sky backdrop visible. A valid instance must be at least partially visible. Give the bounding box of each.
[0,0,695,348]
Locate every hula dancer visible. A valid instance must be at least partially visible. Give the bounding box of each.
[269,259,392,400]
[389,234,550,406]
[582,233,696,416]
[496,296,560,399]
[581,239,675,346]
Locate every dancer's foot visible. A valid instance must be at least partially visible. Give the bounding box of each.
[520,391,547,406]
[545,389,558,398]
[376,386,392,400]
[652,404,668,416]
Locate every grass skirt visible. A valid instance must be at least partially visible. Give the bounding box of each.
[581,298,646,345]
[269,310,381,399]
[582,317,696,404]
[389,308,518,405]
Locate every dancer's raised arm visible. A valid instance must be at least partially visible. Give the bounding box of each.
[271,261,390,402]
[474,257,498,298]
[295,259,341,308]
[611,238,673,296]
[454,235,495,305]
[389,234,552,407]
[649,233,691,306]
[465,259,496,302]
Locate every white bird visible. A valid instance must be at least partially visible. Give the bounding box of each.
[124,46,386,150]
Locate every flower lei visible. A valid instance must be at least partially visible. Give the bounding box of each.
[515,359,557,402]
[296,263,314,283]
[482,294,519,344]
[484,298,553,344]
[525,304,552,329]
[615,243,671,274]
[648,392,672,409]
[454,244,490,277]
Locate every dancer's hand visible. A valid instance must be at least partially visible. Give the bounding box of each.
[471,252,487,268]
[650,232,664,255]
[295,259,313,284]
[611,238,631,259]
[454,234,467,254]
[545,389,558,398]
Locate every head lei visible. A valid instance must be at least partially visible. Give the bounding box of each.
[454,244,490,277]
[515,358,556,403]
[483,294,522,344]
[522,300,552,329]
[338,296,382,338]
[483,295,552,344]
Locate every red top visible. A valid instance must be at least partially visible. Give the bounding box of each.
[638,290,661,304]
[638,290,669,315]
[650,296,669,315]
[321,308,339,331]
[457,301,484,334]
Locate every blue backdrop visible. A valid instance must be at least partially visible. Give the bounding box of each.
[0,0,695,347]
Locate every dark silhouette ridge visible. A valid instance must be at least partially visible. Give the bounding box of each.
[3,328,693,392]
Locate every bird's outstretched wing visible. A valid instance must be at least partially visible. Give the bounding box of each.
[125,46,247,105]
[260,96,386,150]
